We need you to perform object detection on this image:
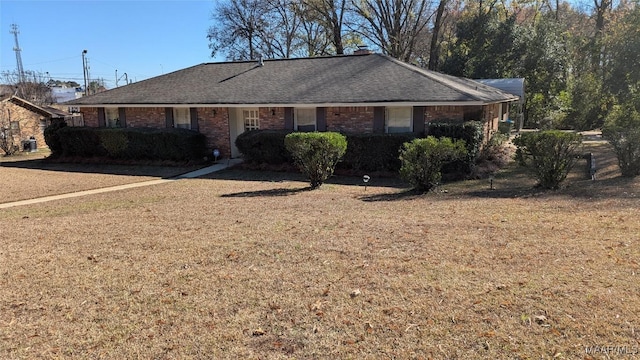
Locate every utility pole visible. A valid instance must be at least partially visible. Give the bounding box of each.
[82,50,88,96]
[116,70,128,87]
[10,24,25,83]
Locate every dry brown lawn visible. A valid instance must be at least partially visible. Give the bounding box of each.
[1,142,639,359]
[0,151,200,204]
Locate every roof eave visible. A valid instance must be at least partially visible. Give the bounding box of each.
[70,100,518,108]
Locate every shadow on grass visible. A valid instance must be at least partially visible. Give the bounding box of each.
[205,169,409,189]
[0,157,203,178]
[358,188,422,202]
[221,186,313,198]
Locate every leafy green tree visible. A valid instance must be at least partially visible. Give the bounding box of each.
[517,14,570,128]
[285,132,347,189]
[399,136,467,193]
[606,5,640,104]
[441,2,525,79]
[513,130,582,189]
[602,99,640,177]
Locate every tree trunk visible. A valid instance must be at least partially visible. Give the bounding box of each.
[428,0,448,70]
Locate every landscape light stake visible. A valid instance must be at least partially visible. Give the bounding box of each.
[489,176,495,190]
[363,174,370,192]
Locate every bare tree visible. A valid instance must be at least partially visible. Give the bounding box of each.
[351,0,435,62]
[296,2,334,56]
[301,0,350,54]
[261,0,303,58]
[1,70,54,106]
[208,0,270,60]
[0,109,17,155]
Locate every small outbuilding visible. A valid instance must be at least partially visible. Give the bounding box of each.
[0,95,72,153]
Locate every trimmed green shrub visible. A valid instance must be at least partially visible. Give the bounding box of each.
[399,136,468,193]
[44,119,68,157]
[513,130,582,189]
[235,129,293,164]
[55,127,207,162]
[427,121,484,178]
[602,103,640,177]
[284,132,347,189]
[498,121,513,135]
[99,129,130,157]
[340,133,416,172]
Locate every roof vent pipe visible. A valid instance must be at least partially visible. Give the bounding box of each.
[258,54,264,67]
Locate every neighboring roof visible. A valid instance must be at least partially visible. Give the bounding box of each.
[476,78,525,101]
[4,96,71,119]
[66,53,519,107]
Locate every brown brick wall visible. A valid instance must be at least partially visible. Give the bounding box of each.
[326,106,374,133]
[0,100,50,152]
[77,104,506,158]
[125,107,167,128]
[259,107,286,129]
[197,107,231,158]
[425,106,465,124]
[482,103,501,141]
[82,107,99,127]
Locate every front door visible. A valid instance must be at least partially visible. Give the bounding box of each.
[229,108,260,158]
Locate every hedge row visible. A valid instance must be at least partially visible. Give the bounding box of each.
[48,126,207,162]
[235,130,293,164]
[340,133,416,172]
[427,121,484,177]
[235,122,483,176]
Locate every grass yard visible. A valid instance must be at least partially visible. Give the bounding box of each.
[0,150,201,204]
[1,142,639,359]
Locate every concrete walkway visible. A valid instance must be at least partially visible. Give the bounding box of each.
[0,159,242,209]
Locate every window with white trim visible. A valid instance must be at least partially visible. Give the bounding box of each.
[173,108,190,129]
[243,109,260,131]
[385,107,412,133]
[105,107,119,127]
[295,108,316,132]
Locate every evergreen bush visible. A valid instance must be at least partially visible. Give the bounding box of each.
[399,136,467,192]
[284,132,347,189]
[602,103,640,177]
[513,130,582,189]
[43,119,68,157]
[427,121,484,178]
[235,129,292,164]
[341,133,416,172]
[54,127,207,162]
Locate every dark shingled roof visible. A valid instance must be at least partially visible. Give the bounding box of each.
[5,96,71,119]
[66,53,519,106]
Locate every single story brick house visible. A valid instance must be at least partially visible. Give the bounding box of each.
[65,53,520,158]
[1,95,72,153]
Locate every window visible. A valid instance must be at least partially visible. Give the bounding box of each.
[386,107,412,133]
[295,108,316,132]
[173,108,190,129]
[243,109,259,131]
[105,107,119,127]
[10,121,20,131]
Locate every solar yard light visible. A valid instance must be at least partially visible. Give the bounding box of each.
[213,149,220,162]
[363,174,370,191]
